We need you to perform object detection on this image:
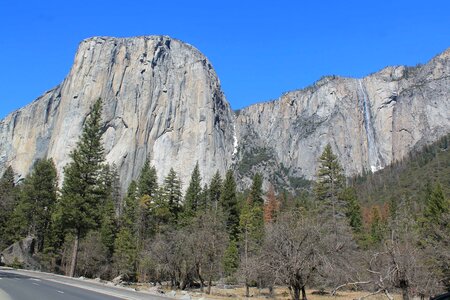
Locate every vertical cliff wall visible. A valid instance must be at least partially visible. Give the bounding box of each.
[0,36,235,189]
[235,48,450,186]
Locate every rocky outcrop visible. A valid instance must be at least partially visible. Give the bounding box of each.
[0,36,449,191]
[0,36,235,190]
[1,236,39,269]
[235,48,450,186]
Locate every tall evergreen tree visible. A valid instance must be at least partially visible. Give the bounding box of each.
[0,166,17,249]
[341,187,363,234]
[209,171,222,211]
[161,168,183,224]
[13,159,58,252]
[56,98,105,277]
[121,181,139,232]
[314,144,346,224]
[184,163,202,216]
[424,182,448,223]
[249,173,264,206]
[138,159,158,198]
[220,170,240,240]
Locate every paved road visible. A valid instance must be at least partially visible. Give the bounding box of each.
[0,268,170,300]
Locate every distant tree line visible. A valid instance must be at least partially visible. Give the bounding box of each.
[0,99,448,300]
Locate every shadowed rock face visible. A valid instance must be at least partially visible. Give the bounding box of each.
[0,36,449,191]
[0,36,235,190]
[235,48,450,185]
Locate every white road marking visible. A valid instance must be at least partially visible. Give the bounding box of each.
[57,290,64,294]
[0,288,13,300]
[32,282,40,286]
[29,278,41,282]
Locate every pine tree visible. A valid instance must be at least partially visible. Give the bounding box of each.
[112,227,137,280]
[341,187,363,233]
[12,159,58,251]
[161,168,183,224]
[223,239,239,276]
[184,163,202,217]
[99,197,116,258]
[56,98,105,277]
[249,173,263,206]
[424,182,448,223]
[220,170,240,240]
[138,159,158,198]
[209,171,222,212]
[198,183,209,211]
[121,181,139,232]
[314,144,346,229]
[0,166,16,249]
[369,207,384,244]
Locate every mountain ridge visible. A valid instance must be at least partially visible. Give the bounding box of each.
[1,35,449,191]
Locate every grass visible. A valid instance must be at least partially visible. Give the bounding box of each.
[149,285,402,300]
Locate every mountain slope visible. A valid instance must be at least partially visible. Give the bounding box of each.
[235,49,450,187]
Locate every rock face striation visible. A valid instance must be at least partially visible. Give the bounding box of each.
[0,36,235,190]
[235,48,450,187]
[0,36,449,191]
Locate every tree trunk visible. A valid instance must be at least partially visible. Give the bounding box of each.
[207,278,212,295]
[292,286,300,300]
[245,281,250,297]
[301,286,307,300]
[68,231,80,277]
[269,286,274,298]
[401,286,410,300]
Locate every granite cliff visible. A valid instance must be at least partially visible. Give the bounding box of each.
[235,48,450,188]
[0,36,449,191]
[0,36,235,190]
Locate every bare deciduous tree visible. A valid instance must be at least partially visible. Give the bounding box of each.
[259,211,354,300]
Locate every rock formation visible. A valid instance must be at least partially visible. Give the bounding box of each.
[1,236,39,269]
[0,36,235,190]
[0,36,449,191]
[235,48,450,187]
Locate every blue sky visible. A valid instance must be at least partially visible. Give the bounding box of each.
[0,0,449,119]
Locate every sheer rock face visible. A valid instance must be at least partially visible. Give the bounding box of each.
[0,36,449,191]
[235,48,450,182]
[0,36,235,190]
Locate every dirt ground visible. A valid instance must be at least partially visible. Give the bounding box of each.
[172,286,402,300]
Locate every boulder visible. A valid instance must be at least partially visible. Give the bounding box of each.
[1,236,39,269]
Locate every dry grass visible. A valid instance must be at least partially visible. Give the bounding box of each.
[184,286,402,300]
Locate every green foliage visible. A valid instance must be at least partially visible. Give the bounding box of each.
[249,173,263,206]
[222,239,239,277]
[138,159,158,198]
[424,183,449,223]
[341,187,363,233]
[237,147,273,175]
[161,168,182,224]
[112,227,137,280]
[208,171,222,211]
[369,207,385,244]
[57,98,105,238]
[220,170,240,240]
[100,197,117,258]
[184,162,202,216]
[239,198,264,249]
[351,133,450,205]
[0,166,18,249]
[314,144,346,217]
[12,159,58,251]
[121,181,138,232]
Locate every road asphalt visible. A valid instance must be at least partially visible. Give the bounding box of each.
[0,268,170,300]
